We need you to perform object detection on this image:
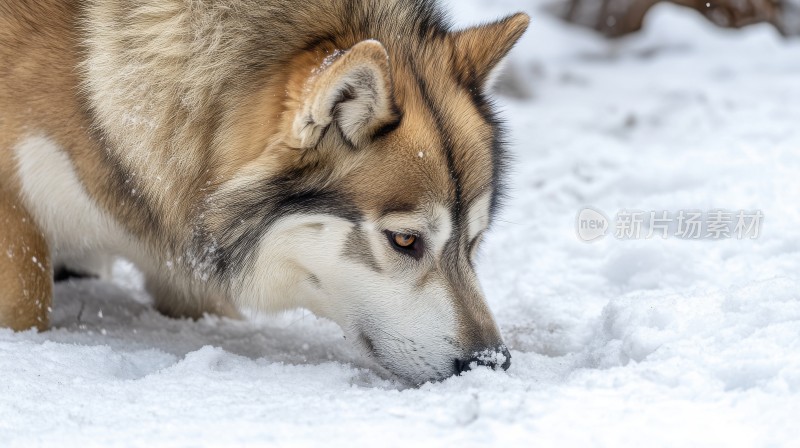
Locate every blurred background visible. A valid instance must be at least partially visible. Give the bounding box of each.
[554,0,799,37]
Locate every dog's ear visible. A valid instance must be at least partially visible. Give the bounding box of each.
[288,40,397,149]
[451,13,529,89]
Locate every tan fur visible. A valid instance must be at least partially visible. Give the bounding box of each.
[0,183,51,331]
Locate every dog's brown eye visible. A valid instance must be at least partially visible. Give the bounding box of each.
[385,231,424,260]
[393,233,416,248]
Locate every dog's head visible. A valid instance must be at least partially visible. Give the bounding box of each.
[213,12,528,384]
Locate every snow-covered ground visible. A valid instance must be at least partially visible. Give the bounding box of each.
[3,1,800,446]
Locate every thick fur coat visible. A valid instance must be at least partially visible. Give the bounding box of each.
[0,0,528,384]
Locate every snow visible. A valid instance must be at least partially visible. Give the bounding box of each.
[3,1,800,446]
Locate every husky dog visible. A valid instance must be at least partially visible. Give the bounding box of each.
[0,0,528,384]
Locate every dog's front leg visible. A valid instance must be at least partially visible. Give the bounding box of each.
[0,185,52,331]
[145,273,240,321]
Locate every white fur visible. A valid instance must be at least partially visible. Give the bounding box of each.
[233,214,353,314]
[484,56,510,95]
[236,207,462,384]
[13,134,136,268]
[467,191,491,241]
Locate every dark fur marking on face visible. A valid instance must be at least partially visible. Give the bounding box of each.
[379,200,417,218]
[205,170,362,281]
[411,62,464,229]
[343,226,381,272]
[307,273,322,288]
[358,331,376,355]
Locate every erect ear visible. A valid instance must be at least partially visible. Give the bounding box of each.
[451,13,530,89]
[288,40,397,149]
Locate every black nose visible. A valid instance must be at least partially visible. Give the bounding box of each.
[454,346,511,375]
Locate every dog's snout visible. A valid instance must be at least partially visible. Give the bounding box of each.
[453,346,511,375]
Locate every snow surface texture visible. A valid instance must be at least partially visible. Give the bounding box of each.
[3,1,800,446]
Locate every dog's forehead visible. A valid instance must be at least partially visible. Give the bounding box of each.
[400,58,497,209]
[347,76,497,222]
